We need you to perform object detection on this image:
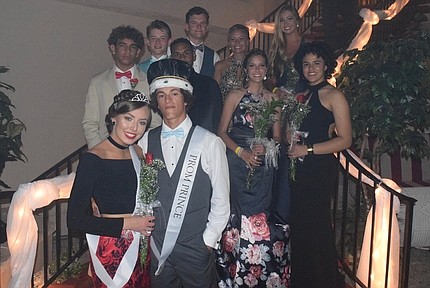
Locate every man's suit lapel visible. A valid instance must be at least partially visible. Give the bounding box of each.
[135,68,149,96]
[106,67,119,95]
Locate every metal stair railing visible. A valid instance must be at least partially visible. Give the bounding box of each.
[32,144,88,287]
[334,149,416,288]
[0,144,88,287]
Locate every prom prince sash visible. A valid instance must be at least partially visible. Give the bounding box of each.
[151,126,207,276]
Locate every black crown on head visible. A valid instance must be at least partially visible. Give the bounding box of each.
[147,59,192,85]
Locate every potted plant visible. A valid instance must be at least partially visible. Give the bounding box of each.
[337,32,430,174]
[0,66,26,190]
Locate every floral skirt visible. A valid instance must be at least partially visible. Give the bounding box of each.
[90,234,150,288]
[216,212,291,288]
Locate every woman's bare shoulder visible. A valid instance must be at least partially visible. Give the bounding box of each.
[88,141,108,158]
[215,58,230,69]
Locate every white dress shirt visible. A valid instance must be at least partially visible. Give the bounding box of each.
[114,65,137,91]
[188,40,220,74]
[138,116,230,248]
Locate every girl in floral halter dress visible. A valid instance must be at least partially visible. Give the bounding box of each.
[216,49,291,288]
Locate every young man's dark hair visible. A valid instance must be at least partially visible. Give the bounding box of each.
[146,20,172,39]
[107,25,144,49]
[185,6,209,23]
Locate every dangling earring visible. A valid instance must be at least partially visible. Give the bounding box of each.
[263,75,267,80]
[245,76,249,82]
[296,24,299,28]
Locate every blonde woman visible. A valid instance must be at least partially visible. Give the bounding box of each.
[267,5,306,96]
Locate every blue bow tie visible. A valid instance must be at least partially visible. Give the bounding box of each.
[161,127,185,139]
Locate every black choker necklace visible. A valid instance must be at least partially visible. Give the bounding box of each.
[107,136,129,150]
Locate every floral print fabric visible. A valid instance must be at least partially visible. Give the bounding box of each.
[90,232,150,288]
[217,212,291,288]
[218,92,291,288]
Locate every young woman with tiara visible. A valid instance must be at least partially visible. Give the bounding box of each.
[68,89,154,287]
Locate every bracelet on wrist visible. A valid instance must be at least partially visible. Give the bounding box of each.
[235,146,244,157]
[307,144,314,155]
[234,146,241,154]
[272,87,279,94]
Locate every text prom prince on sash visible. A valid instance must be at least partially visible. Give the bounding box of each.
[138,59,230,288]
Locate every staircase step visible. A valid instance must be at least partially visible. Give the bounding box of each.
[310,25,324,34]
[417,0,430,5]
[415,5,430,14]
[303,33,324,42]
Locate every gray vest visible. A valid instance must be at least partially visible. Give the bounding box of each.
[148,126,212,248]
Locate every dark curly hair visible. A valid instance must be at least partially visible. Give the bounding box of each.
[149,88,195,116]
[107,25,144,49]
[293,41,337,79]
[105,89,151,133]
[170,38,193,52]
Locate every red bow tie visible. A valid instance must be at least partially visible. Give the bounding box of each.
[115,70,132,79]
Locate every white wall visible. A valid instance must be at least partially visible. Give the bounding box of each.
[0,0,284,190]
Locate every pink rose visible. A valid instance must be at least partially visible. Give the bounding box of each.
[248,213,270,241]
[244,273,259,287]
[266,272,283,288]
[246,244,262,265]
[222,228,240,253]
[249,265,262,278]
[272,241,285,258]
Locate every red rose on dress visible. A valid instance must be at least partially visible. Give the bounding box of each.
[145,153,153,165]
[296,93,306,104]
[130,78,139,89]
[249,265,262,278]
[228,263,237,278]
[248,213,270,241]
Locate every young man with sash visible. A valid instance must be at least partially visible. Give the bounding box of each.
[138,59,230,287]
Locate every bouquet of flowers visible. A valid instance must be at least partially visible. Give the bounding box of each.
[282,93,311,181]
[243,97,284,189]
[136,152,165,267]
[279,61,300,96]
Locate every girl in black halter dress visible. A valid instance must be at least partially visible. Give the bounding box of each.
[289,42,352,288]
